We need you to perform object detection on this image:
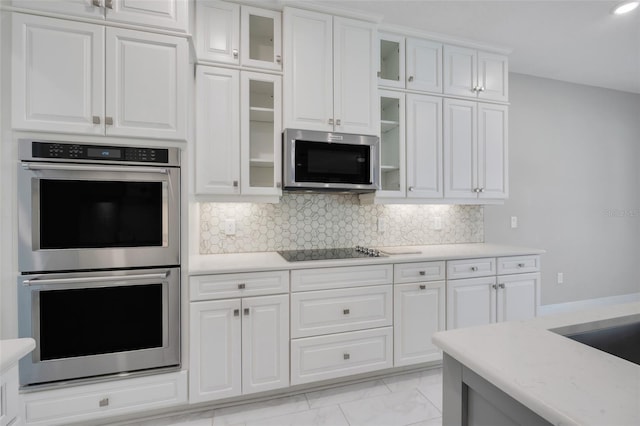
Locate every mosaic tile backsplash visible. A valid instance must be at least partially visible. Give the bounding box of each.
[199,194,484,254]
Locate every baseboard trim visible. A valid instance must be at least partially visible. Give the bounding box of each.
[538,292,640,317]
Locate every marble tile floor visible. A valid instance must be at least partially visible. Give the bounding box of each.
[122,368,443,426]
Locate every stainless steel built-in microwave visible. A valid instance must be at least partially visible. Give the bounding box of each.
[282,129,380,193]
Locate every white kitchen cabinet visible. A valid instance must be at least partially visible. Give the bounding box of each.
[283,8,377,135]
[378,33,442,93]
[0,365,18,426]
[407,93,443,198]
[394,280,445,366]
[11,0,188,32]
[12,13,188,140]
[378,90,405,196]
[447,256,540,329]
[195,66,281,197]
[444,45,508,102]
[195,1,282,70]
[443,98,508,200]
[189,295,289,403]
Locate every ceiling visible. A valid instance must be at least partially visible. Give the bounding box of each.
[283,0,640,94]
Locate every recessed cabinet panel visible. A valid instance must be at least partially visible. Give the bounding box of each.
[12,13,105,134]
[108,0,188,31]
[478,52,509,102]
[195,66,240,194]
[444,45,477,98]
[444,98,477,199]
[105,28,187,139]
[406,94,443,198]
[196,0,240,64]
[447,276,497,329]
[406,38,442,93]
[478,103,508,199]
[497,273,540,322]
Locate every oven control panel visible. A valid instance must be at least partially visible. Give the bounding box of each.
[30,142,170,164]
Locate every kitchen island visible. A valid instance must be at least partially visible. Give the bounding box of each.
[433,302,640,426]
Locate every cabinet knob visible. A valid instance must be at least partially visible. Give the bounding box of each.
[238,283,246,289]
[499,283,506,289]
[328,118,334,125]
[492,284,498,289]
[244,308,250,316]
[233,309,240,317]
[419,284,426,290]
[92,0,102,8]
[408,186,415,192]
[276,55,282,64]
[419,270,426,276]
[105,116,113,125]
[343,308,350,315]
[99,397,109,407]
[92,115,101,124]
[233,49,239,59]
[471,266,478,272]
[343,353,350,360]
[336,119,341,126]
[105,0,113,9]
[276,182,282,189]
[479,86,486,92]
[517,263,525,268]
[233,180,239,188]
[408,76,414,82]
[479,188,485,193]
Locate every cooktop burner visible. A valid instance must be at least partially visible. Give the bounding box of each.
[277,246,385,262]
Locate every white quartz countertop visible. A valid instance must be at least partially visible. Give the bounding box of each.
[0,338,35,373]
[433,302,640,426]
[189,243,545,275]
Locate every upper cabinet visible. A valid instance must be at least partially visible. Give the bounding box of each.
[11,13,188,140]
[196,1,282,71]
[11,0,188,32]
[283,8,378,135]
[379,32,442,93]
[444,45,508,102]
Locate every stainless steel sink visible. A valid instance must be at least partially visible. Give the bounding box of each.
[551,314,640,366]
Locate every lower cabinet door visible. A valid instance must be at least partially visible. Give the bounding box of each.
[394,281,445,366]
[290,327,393,385]
[447,276,497,329]
[497,273,540,322]
[242,295,289,394]
[189,299,242,403]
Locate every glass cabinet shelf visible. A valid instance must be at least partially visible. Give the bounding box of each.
[381,120,399,133]
[249,106,275,122]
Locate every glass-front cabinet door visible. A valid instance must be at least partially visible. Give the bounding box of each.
[241,6,282,70]
[378,90,405,197]
[379,33,405,89]
[241,72,282,196]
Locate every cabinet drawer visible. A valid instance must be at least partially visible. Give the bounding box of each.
[447,258,496,279]
[394,261,445,283]
[190,271,289,301]
[497,255,540,275]
[291,285,392,338]
[291,327,393,385]
[23,371,187,425]
[291,264,393,292]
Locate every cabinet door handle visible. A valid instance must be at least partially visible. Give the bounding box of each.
[492,284,498,289]
[343,353,350,360]
[276,55,282,64]
[233,309,240,317]
[419,284,426,290]
[105,116,113,125]
[479,86,486,92]
[471,266,478,272]
[419,270,426,276]
[276,182,282,189]
[92,0,102,8]
[238,283,246,289]
[92,116,101,124]
[499,283,506,289]
[233,180,239,187]
[233,49,239,59]
[328,118,334,125]
[408,76,414,82]
[517,263,526,268]
[244,308,250,315]
[343,308,350,315]
[479,188,485,193]
[99,397,109,407]
[336,119,341,126]
[105,0,113,9]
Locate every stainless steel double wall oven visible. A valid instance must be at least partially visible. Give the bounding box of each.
[18,140,181,387]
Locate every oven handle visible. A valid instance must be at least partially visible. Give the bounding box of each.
[22,272,170,286]
[22,163,169,174]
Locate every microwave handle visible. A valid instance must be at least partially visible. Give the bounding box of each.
[22,272,170,286]
[22,163,169,174]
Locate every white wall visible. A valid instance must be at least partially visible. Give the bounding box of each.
[485,73,640,305]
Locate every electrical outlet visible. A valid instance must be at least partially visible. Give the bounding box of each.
[377,217,385,233]
[433,217,442,230]
[225,219,236,235]
[557,272,564,284]
[511,216,518,228]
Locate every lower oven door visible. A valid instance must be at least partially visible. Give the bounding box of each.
[18,267,180,387]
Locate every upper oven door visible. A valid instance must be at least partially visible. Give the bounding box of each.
[18,162,180,272]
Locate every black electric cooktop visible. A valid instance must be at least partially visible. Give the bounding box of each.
[277,246,385,262]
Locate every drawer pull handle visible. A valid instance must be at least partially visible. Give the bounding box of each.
[419,270,426,276]
[517,263,526,268]
[99,397,109,407]
[343,308,350,315]
[471,266,478,272]
[238,283,246,289]
[419,284,426,290]
[244,308,250,315]
[233,309,239,317]
[343,353,350,360]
